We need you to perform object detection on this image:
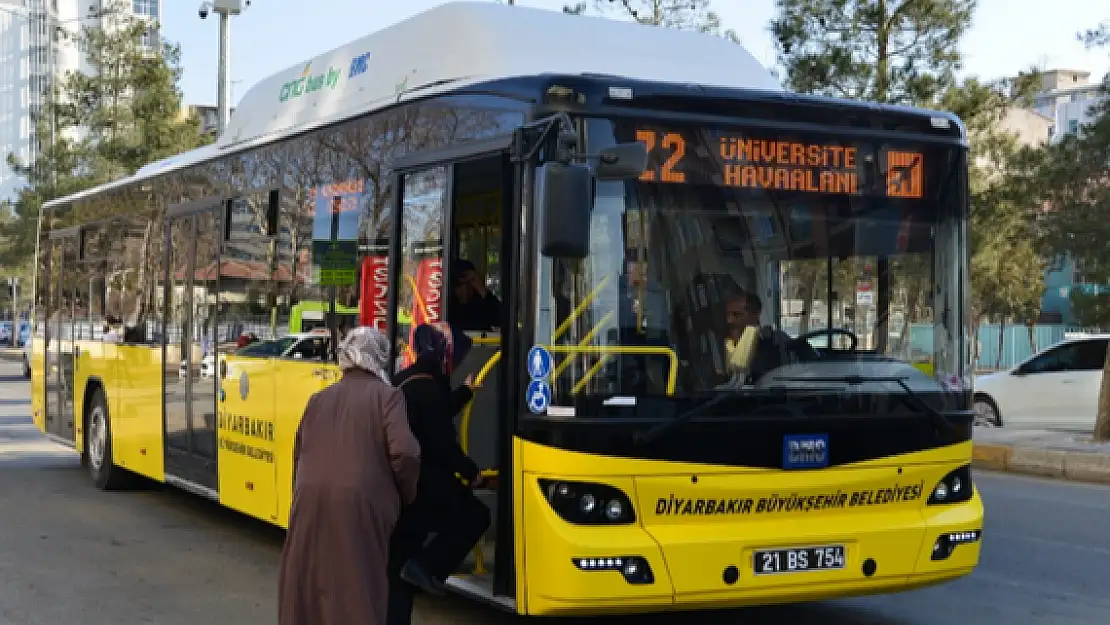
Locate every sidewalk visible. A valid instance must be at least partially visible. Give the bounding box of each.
[973,428,1110,484]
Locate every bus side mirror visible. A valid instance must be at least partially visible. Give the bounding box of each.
[537,162,594,259]
[595,142,648,180]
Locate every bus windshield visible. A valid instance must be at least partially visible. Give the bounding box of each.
[534,116,970,413]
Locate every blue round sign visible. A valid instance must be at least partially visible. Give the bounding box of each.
[526,346,553,380]
[526,379,551,414]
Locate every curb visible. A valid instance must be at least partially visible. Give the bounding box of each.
[973,443,1110,485]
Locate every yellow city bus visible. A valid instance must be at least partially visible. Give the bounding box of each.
[288,300,359,334]
[28,2,981,616]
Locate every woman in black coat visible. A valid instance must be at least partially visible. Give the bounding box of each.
[387,323,491,625]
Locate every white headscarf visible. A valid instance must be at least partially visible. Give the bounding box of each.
[336,326,391,382]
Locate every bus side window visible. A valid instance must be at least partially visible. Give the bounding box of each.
[106,214,159,345]
[449,154,505,332]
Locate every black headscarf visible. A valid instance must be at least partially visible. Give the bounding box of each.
[410,323,473,376]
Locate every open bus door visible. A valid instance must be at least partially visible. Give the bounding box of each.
[162,201,222,494]
[44,227,80,446]
[386,135,518,608]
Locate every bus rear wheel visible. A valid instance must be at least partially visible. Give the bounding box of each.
[84,388,128,490]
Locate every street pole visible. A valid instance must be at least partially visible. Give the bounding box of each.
[217,8,230,136]
[31,205,42,310]
[10,278,18,334]
[204,1,247,136]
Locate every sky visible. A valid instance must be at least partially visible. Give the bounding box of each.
[164,0,1110,108]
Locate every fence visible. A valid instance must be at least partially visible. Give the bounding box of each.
[902,322,1092,373]
[971,324,1072,372]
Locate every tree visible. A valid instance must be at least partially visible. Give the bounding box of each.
[562,0,739,40]
[1,0,209,273]
[1069,290,1110,328]
[1037,22,1110,439]
[772,0,1047,365]
[1079,21,1109,49]
[942,76,1046,344]
[63,2,210,186]
[1,113,91,269]
[770,0,976,105]
[771,1,975,345]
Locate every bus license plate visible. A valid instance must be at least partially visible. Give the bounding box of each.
[753,545,846,575]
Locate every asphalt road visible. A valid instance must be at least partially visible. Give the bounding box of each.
[1,360,1106,625]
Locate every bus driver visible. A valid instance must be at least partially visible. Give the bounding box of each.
[723,291,803,383]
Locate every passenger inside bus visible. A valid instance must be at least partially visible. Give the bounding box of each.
[102,315,123,342]
[447,259,500,331]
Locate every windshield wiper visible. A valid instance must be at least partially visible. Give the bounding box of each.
[633,394,812,446]
[767,375,957,436]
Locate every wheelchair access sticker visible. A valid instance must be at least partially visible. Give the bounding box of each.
[526,379,551,414]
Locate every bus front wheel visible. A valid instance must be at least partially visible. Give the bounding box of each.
[84,388,127,490]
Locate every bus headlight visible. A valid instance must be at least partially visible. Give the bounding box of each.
[604,498,625,521]
[931,529,982,561]
[572,556,655,584]
[927,464,972,505]
[538,479,636,525]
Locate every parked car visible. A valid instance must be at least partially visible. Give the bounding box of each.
[237,332,332,361]
[973,333,1110,430]
[179,352,219,381]
[177,331,332,381]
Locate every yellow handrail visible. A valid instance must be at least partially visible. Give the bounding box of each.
[572,355,611,396]
[552,275,611,342]
[546,345,679,396]
[549,311,613,381]
[459,351,502,454]
[460,345,679,458]
[459,350,502,576]
[456,343,678,575]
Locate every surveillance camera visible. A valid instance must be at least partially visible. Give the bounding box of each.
[199,7,208,18]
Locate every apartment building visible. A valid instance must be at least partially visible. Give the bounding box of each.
[1031,68,1107,142]
[1025,69,1110,324]
[182,103,237,137]
[0,0,162,201]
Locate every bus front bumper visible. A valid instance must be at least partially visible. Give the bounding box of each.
[523,480,982,616]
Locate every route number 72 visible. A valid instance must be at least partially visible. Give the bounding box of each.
[635,129,687,184]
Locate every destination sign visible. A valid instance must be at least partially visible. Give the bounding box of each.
[633,127,925,199]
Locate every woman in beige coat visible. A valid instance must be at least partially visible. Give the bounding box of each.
[278,326,421,625]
